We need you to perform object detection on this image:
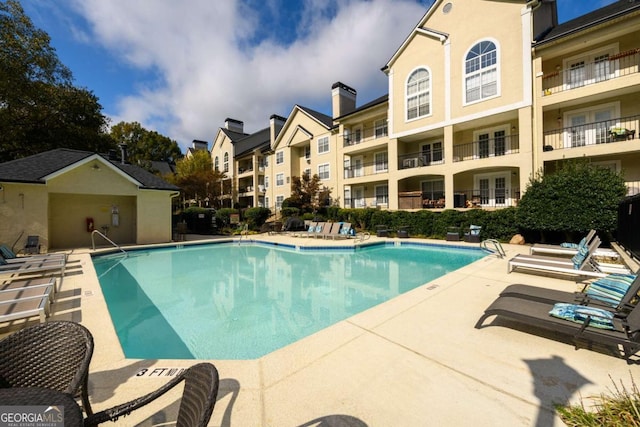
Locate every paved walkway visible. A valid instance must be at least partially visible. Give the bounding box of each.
[6,235,639,426]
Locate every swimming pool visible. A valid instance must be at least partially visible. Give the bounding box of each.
[92,241,485,359]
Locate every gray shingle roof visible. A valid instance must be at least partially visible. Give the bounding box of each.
[335,94,389,120]
[296,105,334,128]
[234,127,271,158]
[0,148,179,191]
[534,0,640,45]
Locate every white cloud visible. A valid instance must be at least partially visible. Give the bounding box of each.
[69,0,425,150]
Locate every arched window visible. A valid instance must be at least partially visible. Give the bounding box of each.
[406,68,430,120]
[465,40,498,103]
[223,152,229,172]
[214,156,219,171]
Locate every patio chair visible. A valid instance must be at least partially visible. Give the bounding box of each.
[464,225,482,243]
[311,222,327,238]
[508,236,614,278]
[297,222,318,238]
[22,235,40,255]
[83,362,219,427]
[474,294,640,361]
[318,222,335,239]
[0,321,94,414]
[328,222,353,240]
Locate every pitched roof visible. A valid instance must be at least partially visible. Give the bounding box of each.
[534,0,640,46]
[296,105,334,129]
[335,94,389,120]
[0,148,180,191]
[234,127,271,158]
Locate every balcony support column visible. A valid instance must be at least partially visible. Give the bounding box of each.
[443,125,455,209]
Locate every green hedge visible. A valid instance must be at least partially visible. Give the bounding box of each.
[306,207,518,241]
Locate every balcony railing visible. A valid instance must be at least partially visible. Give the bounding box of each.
[238,165,254,174]
[543,114,639,151]
[453,188,520,208]
[344,160,389,178]
[541,48,640,96]
[343,127,388,147]
[344,198,388,209]
[453,134,519,162]
[398,151,444,170]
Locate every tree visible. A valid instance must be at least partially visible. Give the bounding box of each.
[110,121,183,171]
[0,0,113,161]
[289,173,332,213]
[516,161,627,241]
[168,150,225,209]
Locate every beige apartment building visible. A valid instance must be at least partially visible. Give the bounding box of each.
[209,0,640,215]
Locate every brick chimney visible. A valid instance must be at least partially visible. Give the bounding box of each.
[224,118,244,133]
[331,82,357,118]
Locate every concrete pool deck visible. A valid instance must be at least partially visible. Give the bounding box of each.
[3,234,639,426]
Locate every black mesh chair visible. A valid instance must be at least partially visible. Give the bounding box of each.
[84,363,220,427]
[0,321,94,414]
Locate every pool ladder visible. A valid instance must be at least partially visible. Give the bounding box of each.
[91,229,127,255]
[480,239,506,258]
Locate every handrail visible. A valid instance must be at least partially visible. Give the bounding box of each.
[91,229,126,255]
[480,239,506,258]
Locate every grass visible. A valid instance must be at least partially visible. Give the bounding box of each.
[556,374,640,426]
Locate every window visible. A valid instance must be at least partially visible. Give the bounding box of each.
[374,119,388,138]
[421,179,444,200]
[465,40,498,103]
[214,156,219,171]
[474,172,511,207]
[374,152,388,173]
[564,45,616,89]
[375,185,389,206]
[276,173,284,186]
[264,155,269,167]
[563,103,619,147]
[473,126,510,158]
[304,145,311,159]
[276,195,284,210]
[265,196,269,208]
[407,68,430,120]
[276,150,284,164]
[223,152,229,172]
[421,142,443,166]
[303,168,311,177]
[317,136,329,154]
[353,127,362,144]
[318,163,330,180]
[264,176,269,189]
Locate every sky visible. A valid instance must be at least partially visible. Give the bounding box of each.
[21,0,618,152]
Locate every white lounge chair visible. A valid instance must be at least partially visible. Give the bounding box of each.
[508,236,614,278]
[0,277,58,298]
[529,230,618,258]
[0,283,54,304]
[0,255,66,279]
[0,244,66,263]
[0,294,51,323]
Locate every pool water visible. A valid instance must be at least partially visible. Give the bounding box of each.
[92,242,484,359]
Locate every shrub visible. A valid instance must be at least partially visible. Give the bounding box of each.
[215,208,238,229]
[556,375,640,426]
[517,161,627,242]
[431,209,463,238]
[280,207,300,218]
[243,207,271,230]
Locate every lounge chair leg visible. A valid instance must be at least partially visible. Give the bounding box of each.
[474,313,490,329]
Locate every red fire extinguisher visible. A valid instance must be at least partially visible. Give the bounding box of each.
[86,217,94,232]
